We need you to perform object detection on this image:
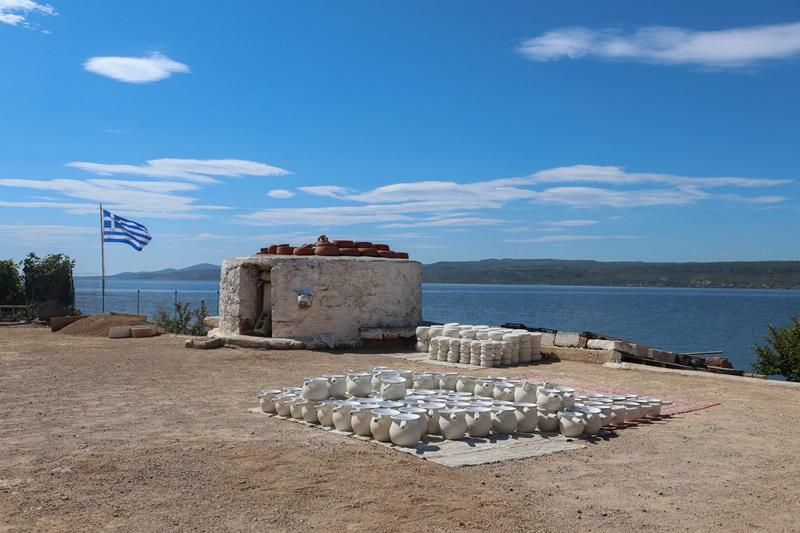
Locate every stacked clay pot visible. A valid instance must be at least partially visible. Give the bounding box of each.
[415,324,544,368]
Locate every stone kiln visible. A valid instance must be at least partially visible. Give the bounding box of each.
[215,255,422,348]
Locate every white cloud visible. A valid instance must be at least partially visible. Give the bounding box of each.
[518,22,800,68]
[0,178,227,219]
[504,234,642,244]
[381,216,505,228]
[83,52,190,83]
[299,185,352,198]
[0,224,94,245]
[530,186,711,208]
[267,189,295,199]
[67,157,290,184]
[541,219,599,228]
[0,0,55,28]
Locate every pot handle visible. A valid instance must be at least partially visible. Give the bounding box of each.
[450,413,457,421]
[400,420,407,429]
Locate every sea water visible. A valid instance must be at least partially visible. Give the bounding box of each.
[74,278,800,372]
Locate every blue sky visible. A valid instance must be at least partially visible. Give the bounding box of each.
[1,0,799,275]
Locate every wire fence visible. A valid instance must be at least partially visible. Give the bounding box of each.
[75,287,220,320]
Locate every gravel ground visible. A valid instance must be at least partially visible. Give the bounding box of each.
[1,325,799,532]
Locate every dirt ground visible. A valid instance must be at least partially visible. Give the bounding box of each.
[1,326,799,532]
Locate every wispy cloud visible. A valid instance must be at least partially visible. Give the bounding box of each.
[503,234,642,244]
[0,0,55,29]
[267,189,295,199]
[67,158,289,184]
[299,185,352,198]
[518,22,800,68]
[83,52,190,83]
[0,224,94,245]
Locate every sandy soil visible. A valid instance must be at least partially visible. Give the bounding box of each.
[1,325,799,532]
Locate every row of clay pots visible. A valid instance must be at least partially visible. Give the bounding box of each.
[258,243,408,259]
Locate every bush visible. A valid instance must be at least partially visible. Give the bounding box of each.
[20,253,75,306]
[155,301,208,336]
[753,316,800,381]
[0,259,24,304]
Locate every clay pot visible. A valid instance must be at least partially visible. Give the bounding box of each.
[392,252,409,259]
[559,410,585,438]
[358,248,380,257]
[419,401,447,435]
[537,409,559,432]
[389,413,423,447]
[273,394,296,417]
[259,247,269,255]
[276,246,295,255]
[346,372,372,397]
[289,399,307,420]
[302,377,330,401]
[491,406,518,434]
[370,408,401,442]
[536,388,562,411]
[257,389,282,414]
[338,248,360,256]
[399,407,428,439]
[322,374,347,398]
[267,245,278,254]
[332,400,360,431]
[378,251,393,258]
[438,408,468,440]
[380,375,407,401]
[315,244,339,256]
[412,373,434,390]
[578,406,604,435]
[513,402,538,433]
[315,400,336,427]
[353,241,373,248]
[456,376,476,394]
[373,243,390,251]
[514,381,538,403]
[331,240,354,248]
[293,246,315,256]
[301,401,321,423]
[350,407,374,437]
[473,379,495,399]
[438,372,459,391]
[465,406,493,437]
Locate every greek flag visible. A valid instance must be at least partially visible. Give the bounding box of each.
[103,209,151,251]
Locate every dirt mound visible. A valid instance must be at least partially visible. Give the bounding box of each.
[59,313,148,337]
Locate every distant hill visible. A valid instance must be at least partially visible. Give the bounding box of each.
[423,259,800,289]
[81,259,800,289]
[107,263,220,280]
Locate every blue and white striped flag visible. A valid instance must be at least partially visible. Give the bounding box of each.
[103,209,151,251]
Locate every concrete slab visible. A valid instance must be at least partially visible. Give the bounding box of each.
[648,348,677,364]
[248,409,586,467]
[108,326,131,339]
[554,331,581,347]
[130,325,156,338]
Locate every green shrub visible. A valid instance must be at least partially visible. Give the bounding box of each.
[0,259,24,304]
[155,301,208,336]
[753,316,800,381]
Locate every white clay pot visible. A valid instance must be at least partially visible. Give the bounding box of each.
[558,410,585,438]
[351,407,375,436]
[465,406,493,437]
[513,402,538,433]
[513,381,537,403]
[346,372,373,397]
[370,370,395,392]
[301,401,321,423]
[257,389,282,414]
[370,408,401,442]
[537,409,559,432]
[389,413,423,447]
[332,400,360,432]
[289,399,307,420]
[399,407,428,439]
[380,375,407,401]
[273,394,296,417]
[556,386,576,409]
[395,370,414,388]
[437,408,468,440]
[315,400,336,427]
[412,373,434,390]
[578,406,603,435]
[491,406,518,434]
[473,379,495,398]
[322,374,347,398]
[302,377,330,401]
[536,388,562,411]
[645,398,663,416]
[415,326,430,341]
[419,401,447,435]
[492,381,515,402]
[608,404,626,425]
[455,376,477,393]
[439,372,460,391]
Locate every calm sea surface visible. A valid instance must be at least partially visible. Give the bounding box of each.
[75,278,800,372]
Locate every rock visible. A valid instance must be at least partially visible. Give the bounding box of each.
[705,356,734,369]
[203,316,220,328]
[130,325,156,338]
[108,326,131,339]
[554,331,581,348]
[587,339,621,351]
[185,337,226,350]
[647,348,677,364]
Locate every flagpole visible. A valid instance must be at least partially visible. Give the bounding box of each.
[99,204,105,313]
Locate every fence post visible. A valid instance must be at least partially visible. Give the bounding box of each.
[136,289,140,316]
[174,290,178,319]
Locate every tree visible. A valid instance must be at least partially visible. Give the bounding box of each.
[753,316,800,381]
[0,259,24,304]
[20,253,76,306]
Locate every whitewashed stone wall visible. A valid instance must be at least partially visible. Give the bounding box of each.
[216,255,422,347]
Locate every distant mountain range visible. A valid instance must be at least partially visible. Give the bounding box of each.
[83,259,800,289]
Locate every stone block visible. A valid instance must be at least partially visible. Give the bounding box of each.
[647,348,677,363]
[108,326,131,339]
[587,339,621,351]
[539,332,555,347]
[130,325,156,338]
[185,337,225,350]
[554,331,581,348]
[203,316,220,328]
[634,343,650,358]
